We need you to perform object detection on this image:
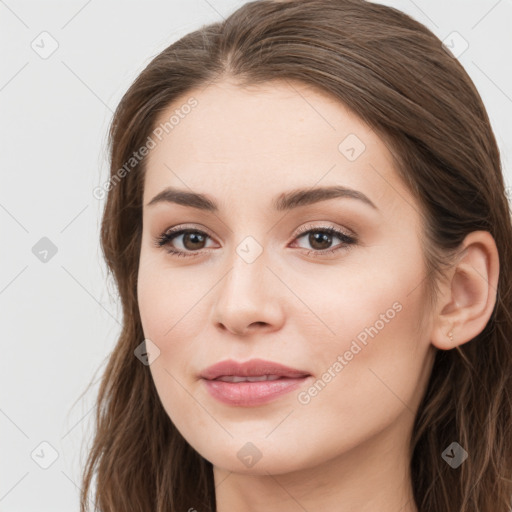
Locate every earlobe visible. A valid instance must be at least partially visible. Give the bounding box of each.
[431,231,499,350]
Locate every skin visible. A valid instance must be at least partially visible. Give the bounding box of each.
[137,78,499,512]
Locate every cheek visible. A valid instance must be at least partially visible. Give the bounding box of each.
[137,253,210,343]
[137,256,214,423]
[290,250,425,362]
[295,260,432,440]
[294,240,430,397]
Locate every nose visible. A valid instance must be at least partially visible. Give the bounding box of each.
[212,248,285,336]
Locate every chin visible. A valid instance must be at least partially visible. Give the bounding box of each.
[193,438,313,476]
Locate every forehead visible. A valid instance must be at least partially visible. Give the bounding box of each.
[142,79,407,215]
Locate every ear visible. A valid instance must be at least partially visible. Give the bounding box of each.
[431,230,500,350]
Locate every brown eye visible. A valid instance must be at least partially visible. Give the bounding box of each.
[154,228,214,256]
[294,226,356,255]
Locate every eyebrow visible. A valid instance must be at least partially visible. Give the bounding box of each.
[146,185,378,212]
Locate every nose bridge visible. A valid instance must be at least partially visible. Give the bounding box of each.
[212,235,284,334]
[219,238,269,305]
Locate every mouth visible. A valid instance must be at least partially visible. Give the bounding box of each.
[200,359,311,406]
[213,375,294,382]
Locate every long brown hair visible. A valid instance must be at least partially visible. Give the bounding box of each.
[80,1,512,510]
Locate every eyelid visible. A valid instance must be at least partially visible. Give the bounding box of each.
[154,224,219,251]
[293,221,355,239]
[159,223,217,242]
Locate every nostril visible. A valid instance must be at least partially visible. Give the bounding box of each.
[251,322,267,327]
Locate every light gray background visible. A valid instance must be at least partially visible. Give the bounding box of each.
[1,0,511,510]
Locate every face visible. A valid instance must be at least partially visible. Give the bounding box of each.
[137,78,437,476]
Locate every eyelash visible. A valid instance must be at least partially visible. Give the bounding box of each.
[153,224,357,259]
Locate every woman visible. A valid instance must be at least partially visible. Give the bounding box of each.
[81,1,512,510]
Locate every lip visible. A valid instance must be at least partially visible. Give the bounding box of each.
[200,358,311,407]
[200,358,310,380]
